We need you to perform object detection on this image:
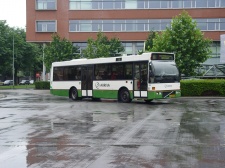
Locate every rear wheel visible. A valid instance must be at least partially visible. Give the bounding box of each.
[145,99,153,103]
[119,88,131,103]
[70,88,78,101]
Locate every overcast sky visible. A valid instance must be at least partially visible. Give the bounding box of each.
[0,0,26,29]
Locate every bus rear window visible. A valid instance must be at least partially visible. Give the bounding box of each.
[151,54,174,60]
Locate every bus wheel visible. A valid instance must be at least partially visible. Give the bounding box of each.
[145,99,153,103]
[119,88,131,103]
[71,88,78,101]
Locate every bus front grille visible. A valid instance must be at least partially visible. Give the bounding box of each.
[162,91,175,98]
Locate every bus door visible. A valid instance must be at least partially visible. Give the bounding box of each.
[133,62,148,98]
[81,65,93,97]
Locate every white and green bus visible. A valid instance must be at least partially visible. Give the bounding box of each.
[50,52,181,103]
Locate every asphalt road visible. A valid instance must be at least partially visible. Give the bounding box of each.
[0,89,225,168]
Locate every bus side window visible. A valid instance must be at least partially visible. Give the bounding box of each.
[125,63,132,79]
[75,67,81,80]
[53,74,59,81]
[96,71,102,80]
[111,72,117,79]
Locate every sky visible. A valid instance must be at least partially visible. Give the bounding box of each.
[0,0,26,29]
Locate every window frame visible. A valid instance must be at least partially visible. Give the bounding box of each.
[36,20,57,32]
[35,0,57,10]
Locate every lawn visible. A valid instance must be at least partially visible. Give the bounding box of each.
[0,84,35,89]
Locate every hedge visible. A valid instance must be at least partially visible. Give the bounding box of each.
[180,79,225,96]
[35,81,50,90]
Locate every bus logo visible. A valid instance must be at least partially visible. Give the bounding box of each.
[95,82,110,89]
[164,84,172,88]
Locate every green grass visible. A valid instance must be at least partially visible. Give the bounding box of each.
[0,84,35,89]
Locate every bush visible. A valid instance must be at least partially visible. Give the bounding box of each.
[35,81,50,90]
[181,79,225,96]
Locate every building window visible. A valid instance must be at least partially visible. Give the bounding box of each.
[36,0,56,10]
[196,0,207,8]
[172,1,183,8]
[103,0,113,9]
[125,0,137,9]
[208,19,219,30]
[137,1,144,8]
[73,43,87,55]
[70,0,92,10]
[80,21,92,31]
[103,20,113,31]
[69,18,225,33]
[149,1,160,8]
[122,43,133,55]
[114,20,124,32]
[137,20,145,31]
[210,41,220,58]
[196,19,208,30]
[220,18,225,30]
[208,0,216,7]
[36,21,56,32]
[126,20,136,31]
[222,0,225,7]
[68,0,225,10]
[69,0,80,10]
[92,20,102,31]
[73,42,144,56]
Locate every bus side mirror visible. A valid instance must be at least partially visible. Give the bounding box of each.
[149,72,153,77]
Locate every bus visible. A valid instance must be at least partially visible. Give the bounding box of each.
[50,52,181,103]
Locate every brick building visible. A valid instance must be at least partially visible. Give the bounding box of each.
[26,0,225,64]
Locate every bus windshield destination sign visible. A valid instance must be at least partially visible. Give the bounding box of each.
[151,54,174,60]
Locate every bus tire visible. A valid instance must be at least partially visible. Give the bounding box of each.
[70,87,78,101]
[119,88,131,103]
[145,99,153,103]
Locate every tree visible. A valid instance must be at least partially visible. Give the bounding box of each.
[44,33,80,71]
[109,37,125,57]
[150,11,212,76]
[0,21,12,79]
[82,31,124,58]
[145,30,157,51]
[0,21,42,83]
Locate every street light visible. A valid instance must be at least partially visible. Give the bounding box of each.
[13,33,15,88]
[42,43,46,81]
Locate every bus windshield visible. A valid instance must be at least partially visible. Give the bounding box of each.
[150,61,180,83]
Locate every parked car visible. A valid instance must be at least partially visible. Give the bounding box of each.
[0,80,3,86]
[3,80,13,86]
[19,80,30,85]
[29,80,34,84]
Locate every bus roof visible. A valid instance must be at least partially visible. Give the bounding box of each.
[52,52,174,67]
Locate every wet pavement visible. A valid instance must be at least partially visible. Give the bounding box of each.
[0,89,225,168]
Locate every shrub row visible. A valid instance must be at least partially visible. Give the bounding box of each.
[181,79,225,96]
[35,81,50,90]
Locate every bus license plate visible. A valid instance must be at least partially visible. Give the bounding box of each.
[169,94,175,98]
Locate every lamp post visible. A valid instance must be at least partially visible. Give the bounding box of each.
[42,43,46,81]
[13,33,15,88]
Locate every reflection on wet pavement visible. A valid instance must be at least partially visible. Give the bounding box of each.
[0,90,225,167]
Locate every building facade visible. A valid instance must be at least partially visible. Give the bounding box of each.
[26,0,225,64]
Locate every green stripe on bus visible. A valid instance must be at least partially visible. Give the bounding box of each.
[93,90,134,99]
[50,89,69,97]
[50,89,82,98]
[50,89,180,100]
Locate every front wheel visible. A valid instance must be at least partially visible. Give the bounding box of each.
[70,88,78,101]
[145,99,153,103]
[119,88,131,103]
